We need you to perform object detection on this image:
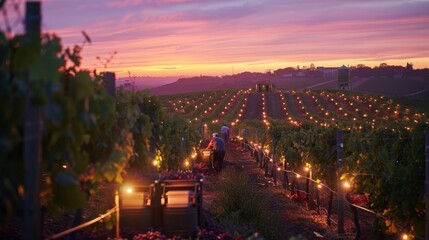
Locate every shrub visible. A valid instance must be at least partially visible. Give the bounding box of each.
[210,167,280,239]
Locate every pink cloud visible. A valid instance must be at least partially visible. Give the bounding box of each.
[3,0,427,76]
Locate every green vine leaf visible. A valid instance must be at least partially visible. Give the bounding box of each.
[53,185,87,210]
[75,71,94,100]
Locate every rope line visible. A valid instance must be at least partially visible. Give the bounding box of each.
[45,206,118,240]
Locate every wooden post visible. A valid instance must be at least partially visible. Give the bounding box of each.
[337,130,345,238]
[264,155,269,177]
[316,184,320,214]
[306,170,313,209]
[425,129,429,240]
[103,72,116,97]
[283,162,289,190]
[327,191,333,226]
[272,137,277,185]
[153,181,163,229]
[115,190,120,238]
[306,171,310,204]
[347,193,361,239]
[102,71,117,236]
[23,2,42,240]
[197,181,203,225]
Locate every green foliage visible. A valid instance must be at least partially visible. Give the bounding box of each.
[236,120,269,145]
[211,167,281,240]
[0,25,203,230]
[344,124,426,236]
[1,28,180,227]
[156,116,200,171]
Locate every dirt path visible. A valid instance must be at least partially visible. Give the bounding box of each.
[202,142,338,240]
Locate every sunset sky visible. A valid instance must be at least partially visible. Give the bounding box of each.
[3,0,429,77]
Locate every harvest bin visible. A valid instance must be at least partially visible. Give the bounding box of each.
[156,179,203,237]
[162,190,198,237]
[119,182,154,232]
[118,178,203,237]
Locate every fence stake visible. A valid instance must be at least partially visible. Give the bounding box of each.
[283,162,288,190]
[272,137,277,185]
[425,129,429,240]
[103,72,116,97]
[264,155,269,177]
[337,130,345,238]
[23,2,42,240]
[316,185,320,214]
[115,190,120,238]
[306,171,310,205]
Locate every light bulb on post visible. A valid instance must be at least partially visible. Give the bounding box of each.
[152,160,158,167]
[343,181,351,189]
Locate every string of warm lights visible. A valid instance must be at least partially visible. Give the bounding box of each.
[279,91,300,126]
[325,92,361,120]
[314,91,346,126]
[229,89,251,126]
[194,90,237,119]
[187,90,233,123]
[297,91,330,127]
[219,90,243,118]
[261,93,270,129]
[336,92,371,119]
[168,88,427,132]
[277,91,290,120]
[240,139,419,240]
[185,91,226,117]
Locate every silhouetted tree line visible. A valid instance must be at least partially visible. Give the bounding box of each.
[348,62,429,78]
[274,63,429,79]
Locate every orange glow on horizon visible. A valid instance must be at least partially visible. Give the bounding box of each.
[3,0,428,78]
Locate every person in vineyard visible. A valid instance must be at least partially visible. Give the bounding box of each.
[206,132,225,172]
[220,124,230,144]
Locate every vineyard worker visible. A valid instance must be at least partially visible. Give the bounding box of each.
[220,124,230,143]
[206,133,225,172]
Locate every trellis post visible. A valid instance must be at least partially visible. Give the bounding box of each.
[23,2,42,240]
[425,128,429,240]
[337,130,345,238]
[272,136,277,185]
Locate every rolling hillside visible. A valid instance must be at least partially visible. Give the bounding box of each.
[152,74,429,99]
[161,89,429,129]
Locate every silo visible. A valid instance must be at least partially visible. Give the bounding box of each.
[337,65,350,90]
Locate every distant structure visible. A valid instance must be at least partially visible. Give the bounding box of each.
[122,78,135,91]
[256,69,274,92]
[256,81,273,92]
[119,71,136,91]
[337,65,351,90]
[317,67,338,80]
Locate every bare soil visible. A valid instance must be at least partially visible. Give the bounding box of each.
[203,143,336,240]
[202,142,378,240]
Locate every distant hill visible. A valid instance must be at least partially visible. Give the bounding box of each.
[117,76,179,90]
[150,72,266,95]
[150,72,429,99]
